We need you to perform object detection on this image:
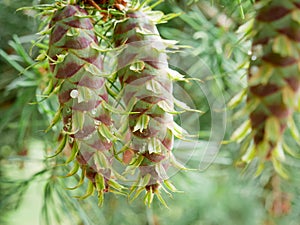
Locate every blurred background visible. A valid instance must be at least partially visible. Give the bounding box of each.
[1,0,300,225]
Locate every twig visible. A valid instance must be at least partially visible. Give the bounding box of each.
[85,0,103,10]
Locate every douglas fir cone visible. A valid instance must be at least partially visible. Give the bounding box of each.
[241,0,300,176]
[48,4,124,204]
[114,8,187,205]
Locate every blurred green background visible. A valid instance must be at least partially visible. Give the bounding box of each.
[1,1,300,225]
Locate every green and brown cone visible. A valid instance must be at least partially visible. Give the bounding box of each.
[47,4,124,204]
[114,7,185,205]
[240,0,300,176]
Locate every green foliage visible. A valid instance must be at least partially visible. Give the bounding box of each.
[0,0,52,54]
[0,35,55,152]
